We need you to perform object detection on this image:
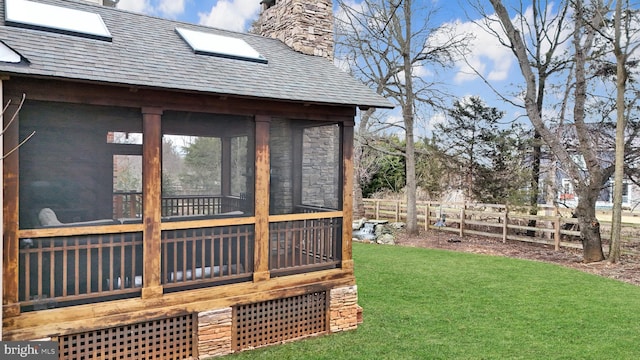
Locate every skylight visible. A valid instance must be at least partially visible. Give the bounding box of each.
[5,0,112,41]
[0,41,22,63]
[175,27,267,64]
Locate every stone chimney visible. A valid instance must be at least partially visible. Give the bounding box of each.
[255,0,334,60]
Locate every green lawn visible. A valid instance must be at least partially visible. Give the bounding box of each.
[224,243,640,360]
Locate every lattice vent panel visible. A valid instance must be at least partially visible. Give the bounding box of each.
[233,291,328,351]
[58,314,196,360]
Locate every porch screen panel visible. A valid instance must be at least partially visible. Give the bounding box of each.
[161,111,254,220]
[270,120,342,215]
[269,217,342,275]
[18,232,143,311]
[19,101,143,229]
[161,224,254,290]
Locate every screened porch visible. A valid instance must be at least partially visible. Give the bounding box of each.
[13,100,345,312]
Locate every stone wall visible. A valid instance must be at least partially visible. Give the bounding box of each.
[197,308,233,359]
[255,0,334,60]
[301,125,340,209]
[329,285,359,332]
[196,286,361,358]
[269,118,294,214]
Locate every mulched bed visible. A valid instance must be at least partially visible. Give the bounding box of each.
[391,230,640,287]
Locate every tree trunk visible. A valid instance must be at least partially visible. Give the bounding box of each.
[527,130,541,236]
[402,0,418,235]
[353,172,365,218]
[353,108,375,219]
[576,195,605,263]
[609,0,627,263]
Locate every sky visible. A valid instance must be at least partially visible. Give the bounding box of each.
[114,0,525,133]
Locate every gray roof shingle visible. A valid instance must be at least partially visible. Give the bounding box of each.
[0,0,392,109]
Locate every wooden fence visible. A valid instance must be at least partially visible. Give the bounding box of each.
[363,199,640,255]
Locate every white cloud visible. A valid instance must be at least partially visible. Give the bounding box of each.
[158,0,185,18]
[117,0,184,19]
[117,0,153,14]
[198,0,261,32]
[445,18,513,84]
[427,112,446,131]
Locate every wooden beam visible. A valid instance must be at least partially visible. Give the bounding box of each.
[141,107,163,298]
[341,122,354,270]
[253,116,270,282]
[2,270,356,340]
[2,93,22,318]
[5,78,357,122]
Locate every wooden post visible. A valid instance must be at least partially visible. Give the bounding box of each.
[554,206,561,251]
[375,200,380,220]
[425,203,430,231]
[502,205,508,243]
[141,107,163,299]
[341,122,355,272]
[2,92,21,318]
[253,115,271,282]
[395,201,400,222]
[459,203,465,237]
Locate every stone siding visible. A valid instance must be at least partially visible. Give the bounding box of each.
[270,118,294,214]
[256,0,334,60]
[329,285,359,332]
[302,125,340,209]
[197,308,233,359]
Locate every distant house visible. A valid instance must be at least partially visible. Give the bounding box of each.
[539,123,640,210]
[0,0,391,357]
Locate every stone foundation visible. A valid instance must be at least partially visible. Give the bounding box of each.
[197,308,233,359]
[197,286,360,358]
[329,285,359,332]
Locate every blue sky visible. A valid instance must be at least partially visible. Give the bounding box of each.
[115,0,524,133]
[117,0,262,32]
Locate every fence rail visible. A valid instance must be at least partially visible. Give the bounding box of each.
[363,199,640,255]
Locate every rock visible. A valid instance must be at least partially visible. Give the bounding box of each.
[352,218,366,230]
[389,222,405,230]
[376,233,395,245]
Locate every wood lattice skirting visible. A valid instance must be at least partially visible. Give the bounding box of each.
[57,314,196,360]
[232,291,328,351]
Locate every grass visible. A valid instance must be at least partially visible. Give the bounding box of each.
[223,243,640,359]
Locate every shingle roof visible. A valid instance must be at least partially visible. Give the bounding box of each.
[0,0,392,109]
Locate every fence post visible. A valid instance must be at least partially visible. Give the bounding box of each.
[459,203,465,237]
[425,203,430,231]
[502,205,508,243]
[375,200,380,220]
[395,200,400,222]
[554,206,561,251]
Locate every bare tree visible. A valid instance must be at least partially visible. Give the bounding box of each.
[336,0,469,234]
[487,0,619,262]
[469,0,572,234]
[2,94,33,160]
[605,0,640,263]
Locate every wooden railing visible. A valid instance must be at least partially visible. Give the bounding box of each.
[363,199,640,254]
[17,206,345,310]
[113,193,247,218]
[268,213,342,276]
[161,224,254,291]
[113,192,142,219]
[18,232,143,311]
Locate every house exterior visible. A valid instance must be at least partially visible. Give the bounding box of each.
[538,123,640,210]
[0,0,391,358]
